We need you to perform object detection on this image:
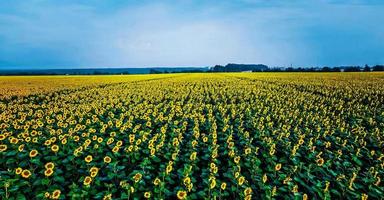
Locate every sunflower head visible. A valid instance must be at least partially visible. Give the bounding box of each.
[51,145,59,152]
[84,176,92,186]
[133,173,142,183]
[44,168,54,177]
[22,169,32,178]
[238,176,245,186]
[85,155,93,163]
[275,163,282,171]
[221,182,227,190]
[29,149,38,158]
[15,167,23,175]
[153,177,161,186]
[244,187,252,196]
[144,192,151,199]
[104,156,112,163]
[45,162,55,169]
[177,190,187,199]
[0,144,7,152]
[51,189,61,199]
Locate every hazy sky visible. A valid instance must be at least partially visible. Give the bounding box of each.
[0,0,383,69]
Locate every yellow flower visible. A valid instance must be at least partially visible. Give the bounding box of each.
[103,194,112,200]
[303,193,308,200]
[84,176,92,186]
[153,177,161,186]
[44,192,50,198]
[133,173,142,183]
[0,144,7,152]
[51,189,61,199]
[262,174,268,183]
[275,163,282,171]
[244,148,251,155]
[104,156,112,163]
[221,182,227,190]
[292,185,298,193]
[22,169,32,178]
[361,193,368,200]
[316,158,324,166]
[183,177,191,186]
[244,187,252,196]
[238,176,245,186]
[45,162,55,169]
[29,149,38,158]
[190,152,197,161]
[210,178,216,189]
[112,146,120,153]
[18,144,24,152]
[166,165,173,174]
[51,144,59,152]
[85,155,93,163]
[44,168,54,177]
[177,190,187,199]
[144,191,151,199]
[15,167,23,175]
[234,156,240,164]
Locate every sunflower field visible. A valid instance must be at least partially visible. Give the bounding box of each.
[0,73,383,200]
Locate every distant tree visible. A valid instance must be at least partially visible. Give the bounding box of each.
[331,67,341,72]
[149,69,162,74]
[363,64,371,72]
[321,67,331,72]
[372,65,384,71]
[344,66,361,72]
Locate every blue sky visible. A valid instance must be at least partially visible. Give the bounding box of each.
[0,0,383,69]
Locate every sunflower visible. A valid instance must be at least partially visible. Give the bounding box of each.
[21,169,32,178]
[112,146,120,153]
[133,173,142,183]
[84,176,92,186]
[44,192,50,198]
[244,187,252,196]
[234,156,240,164]
[51,189,61,199]
[316,158,324,166]
[153,177,161,186]
[85,155,93,163]
[0,144,7,152]
[238,176,245,186]
[362,193,368,200]
[103,194,112,200]
[189,152,197,161]
[18,144,24,152]
[221,182,227,190]
[51,144,59,152]
[244,148,252,155]
[90,166,99,173]
[303,193,308,200]
[177,190,187,199]
[166,165,173,174]
[275,163,282,171]
[263,174,268,183]
[44,168,54,177]
[210,178,216,189]
[104,156,112,163]
[144,192,151,199]
[15,167,23,175]
[29,149,38,158]
[183,177,191,186]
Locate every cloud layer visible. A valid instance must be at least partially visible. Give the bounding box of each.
[0,0,383,68]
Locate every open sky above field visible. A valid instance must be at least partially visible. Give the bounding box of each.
[0,0,383,69]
